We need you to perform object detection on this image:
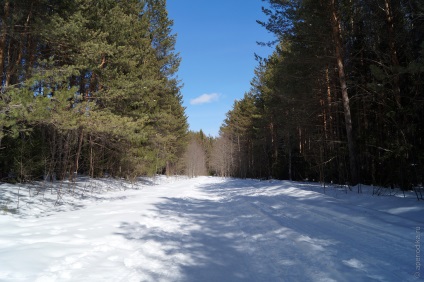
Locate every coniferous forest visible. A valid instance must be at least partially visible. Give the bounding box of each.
[0,0,187,181]
[209,0,424,189]
[0,2,423,279]
[1,0,423,190]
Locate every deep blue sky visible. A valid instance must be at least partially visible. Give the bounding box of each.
[167,0,275,137]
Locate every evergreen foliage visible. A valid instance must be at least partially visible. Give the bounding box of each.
[216,0,424,188]
[0,0,188,181]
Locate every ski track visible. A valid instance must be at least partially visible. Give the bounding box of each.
[0,176,421,281]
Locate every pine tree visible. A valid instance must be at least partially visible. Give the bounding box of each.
[0,0,188,181]
[242,0,424,187]
[144,0,188,175]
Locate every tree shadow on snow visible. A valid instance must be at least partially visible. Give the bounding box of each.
[115,195,265,281]
[113,179,339,281]
[114,178,412,282]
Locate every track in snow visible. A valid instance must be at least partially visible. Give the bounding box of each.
[0,176,421,281]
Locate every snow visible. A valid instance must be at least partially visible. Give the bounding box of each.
[0,176,422,281]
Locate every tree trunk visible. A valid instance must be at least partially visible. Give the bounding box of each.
[384,0,401,108]
[288,135,292,181]
[71,128,84,181]
[24,2,35,79]
[5,38,22,87]
[325,65,334,149]
[89,135,94,178]
[166,160,170,176]
[329,0,358,185]
[0,0,9,83]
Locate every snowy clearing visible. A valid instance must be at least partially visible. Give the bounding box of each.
[0,176,423,281]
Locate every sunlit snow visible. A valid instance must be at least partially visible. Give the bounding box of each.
[0,176,422,281]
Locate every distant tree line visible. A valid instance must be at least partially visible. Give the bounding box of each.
[210,0,424,189]
[0,0,188,182]
[183,130,211,178]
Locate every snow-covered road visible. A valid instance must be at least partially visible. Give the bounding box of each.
[0,177,422,281]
